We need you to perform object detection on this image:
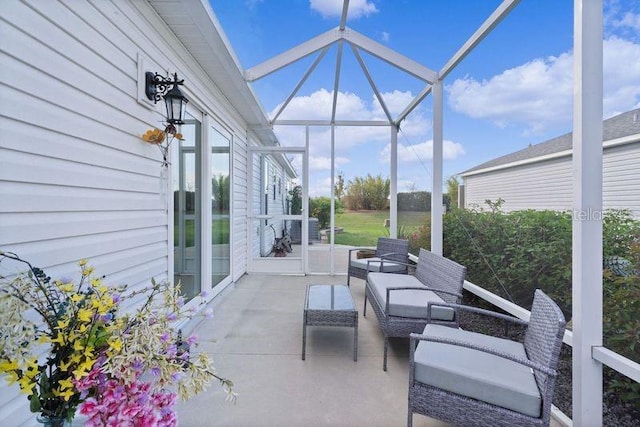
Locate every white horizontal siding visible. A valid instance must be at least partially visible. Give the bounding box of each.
[463,141,640,218]
[603,142,640,217]
[233,135,248,280]
[0,0,261,423]
[464,156,572,212]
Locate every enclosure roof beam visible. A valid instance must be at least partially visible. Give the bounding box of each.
[351,43,393,124]
[245,28,341,81]
[396,83,433,124]
[439,0,521,80]
[272,119,389,126]
[339,0,349,30]
[271,47,331,122]
[342,28,438,83]
[331,41,344,123]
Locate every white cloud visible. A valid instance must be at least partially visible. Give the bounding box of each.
[271,89,431,149]
[310,0,378,19]
[446,37,640,133]
[381,31,390,42]
[380,139,466,163]
[619,11,640,31]
[309,155,350,171]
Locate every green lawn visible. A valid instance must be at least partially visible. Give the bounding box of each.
[334,210,429,246]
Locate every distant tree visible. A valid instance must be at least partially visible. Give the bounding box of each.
[289,185,302,215]
[445,175,460,209]
[334,172,345,201]
[211,174,230,212]
[344,174,390,210]
[310,197,344,229]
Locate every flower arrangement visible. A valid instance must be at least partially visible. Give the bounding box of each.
[141,124,184,167]
[0,251,235,426]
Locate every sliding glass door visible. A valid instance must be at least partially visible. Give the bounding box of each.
[173,116,201,302]
[171,111,233,302]
[210,124,231,288]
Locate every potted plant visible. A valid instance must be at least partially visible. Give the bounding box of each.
[0,252,235,426]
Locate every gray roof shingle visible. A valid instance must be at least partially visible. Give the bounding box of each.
[461,108,640,175]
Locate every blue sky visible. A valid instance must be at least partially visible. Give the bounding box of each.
[211,0,640,196]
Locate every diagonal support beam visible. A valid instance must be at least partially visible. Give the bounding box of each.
[396,83,433,124]
[439,0,521,80]
[245,27,341,81]
[342,28,438,83]
[271,47,331,122]
[350,43,393,124]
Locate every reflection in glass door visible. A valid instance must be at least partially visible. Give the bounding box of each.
[210,125,230,287]
[173,119,201,302]
[249,148,306,274]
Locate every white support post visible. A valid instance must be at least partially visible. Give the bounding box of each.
[572,1,603,426]
[390,125,398,238]
[330,124,336,273]
[431,80,443,255]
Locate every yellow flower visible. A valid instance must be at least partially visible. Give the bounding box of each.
[59,283,74,293]
[0,360,19,373]
[82,266,95,277]
[56,318,70,330]
[77,308,93,323]
[142,128,165,144]
[17,376,36,394]
[73,339,85,352]
[74,359,95,378]
[51,333,66,345]
[108,338,123,352]
[78,259,88,267]
[70,294,84,303]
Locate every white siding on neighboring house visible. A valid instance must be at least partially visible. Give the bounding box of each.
[463,141,640,218]
[464,156,572,211]
[603,142,640,217]
[0,1,268,423]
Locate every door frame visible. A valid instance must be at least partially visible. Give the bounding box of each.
[247,145,308,274]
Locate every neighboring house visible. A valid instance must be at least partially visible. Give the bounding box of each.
[0,1,280,423]
[460,109,640,218]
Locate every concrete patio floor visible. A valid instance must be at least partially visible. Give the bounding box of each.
[176,273,561,427]
[176,273,449,427]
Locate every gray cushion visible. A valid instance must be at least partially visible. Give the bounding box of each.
[414,324,541,418]
[367,273,454,320]
[350,257,406,273]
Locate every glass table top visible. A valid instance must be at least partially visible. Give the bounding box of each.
[307,284,355,311]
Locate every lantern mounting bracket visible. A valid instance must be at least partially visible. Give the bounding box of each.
[145,72,184,104]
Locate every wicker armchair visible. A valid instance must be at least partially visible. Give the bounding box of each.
[347,237,409,286]
[408,289,566,427]
[364,248,466,370]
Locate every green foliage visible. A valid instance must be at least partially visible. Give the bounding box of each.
[309,197,344,229]
[407,221,431,255]
[288,185,302,215]
[445,176,460,209]
[603,209,640,257]
[344,174,390,210]
[442,203,573,314]
[211,174,230,213]
[603,241,640,408]
[398,191,431,211]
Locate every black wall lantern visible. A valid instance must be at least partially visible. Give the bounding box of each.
[145,72,188,126]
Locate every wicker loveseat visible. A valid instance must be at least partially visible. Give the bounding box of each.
[347,237,409,286]
[408,289,566,427]
[363,248,466,370]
